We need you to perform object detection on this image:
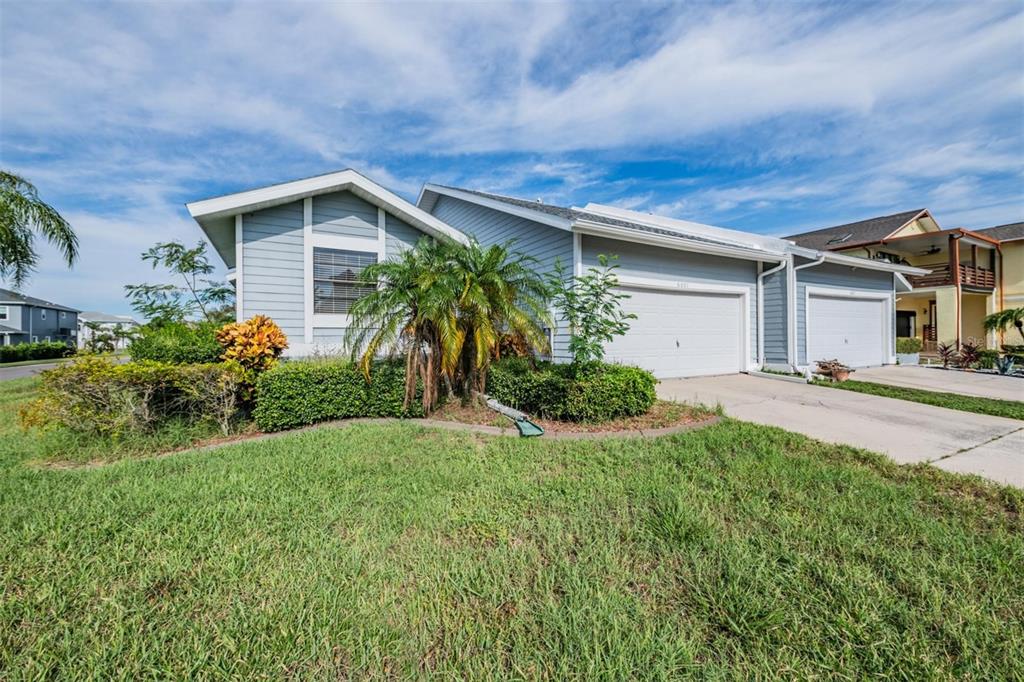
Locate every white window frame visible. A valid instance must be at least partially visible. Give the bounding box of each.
[60,311,66,319]
[0,306,7,322]
[32,335,38,343]
[803,285,895,367]
[40,309,46,320]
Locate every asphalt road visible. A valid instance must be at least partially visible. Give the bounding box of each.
[0,361,66,381]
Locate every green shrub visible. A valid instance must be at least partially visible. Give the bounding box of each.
[1002,344,1024,361]
[253,359,423,432]
[977,349,1000,370]
[20,356,244,436]
[487,359,656,422]
[128,322,222,364]
[895,337,922,354]
[0,340,74,364]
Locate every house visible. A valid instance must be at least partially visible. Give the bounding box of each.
[785,210,1010,350]
[976,222,1024,337]
[0,288,79,346]
[77,311,140,349]
[188,169,925,378]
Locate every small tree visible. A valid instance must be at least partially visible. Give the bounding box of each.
[125,241,234,325]
[984,307,1024,344]
[548,254,635,367]
[83,321,116,354]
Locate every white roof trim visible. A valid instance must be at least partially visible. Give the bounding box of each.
[578,203,791,256]
[419,184,573,230]
[820,251,929,276]
[188,170,468,244]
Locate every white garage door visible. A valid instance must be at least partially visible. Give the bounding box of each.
[603,286,744,378]
[808,294,887,368]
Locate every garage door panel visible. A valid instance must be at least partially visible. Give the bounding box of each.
[808,294,886,368]
[604,286,744,378]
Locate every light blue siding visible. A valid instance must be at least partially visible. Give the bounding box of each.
[385,214,423,258]
[762,268,788,364]
[312,191,377,239]
[582,235,760,362]
[795,261,893,365]
[242,201,305,341]
[428,195,574,361]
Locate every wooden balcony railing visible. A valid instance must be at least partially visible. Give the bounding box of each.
[908,264,995,289]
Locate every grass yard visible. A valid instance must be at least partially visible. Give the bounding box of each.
[2,378,1022,678]
[816,378,1024,421]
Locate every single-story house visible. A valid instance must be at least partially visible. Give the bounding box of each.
[0,288,79,346]
[188,169,926,378]
[77,311,140,349]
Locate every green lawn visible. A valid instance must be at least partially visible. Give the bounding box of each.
[816,378,1024,420]
[2,378,1022,678]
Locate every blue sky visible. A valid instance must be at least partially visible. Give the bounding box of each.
[1,0,1022,317]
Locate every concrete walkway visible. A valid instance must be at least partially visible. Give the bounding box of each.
[854,365,1023,402]
[658,374,1023,488]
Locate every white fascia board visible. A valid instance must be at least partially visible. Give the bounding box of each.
[579,202,791,255]
[820,251,929,276]
[187,170,468,245]
[572,220,786,264]
[420,184,573,231]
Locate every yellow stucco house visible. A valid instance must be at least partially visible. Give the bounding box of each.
[787,211,1023,351]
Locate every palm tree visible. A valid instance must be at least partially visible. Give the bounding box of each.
[450,239,550,394]
[344,238,461,413]
[984,307,1024,344]
[345,237,551,412]
[0,171,78,286]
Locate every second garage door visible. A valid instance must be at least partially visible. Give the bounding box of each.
[603,286,745,378]
[807,294,887,368]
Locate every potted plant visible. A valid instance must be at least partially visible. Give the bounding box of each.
[895,337,922,366]
[815,358,854,382]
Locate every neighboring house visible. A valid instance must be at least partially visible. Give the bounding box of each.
[976,222,1024,339]
[77,311,140,349]
[0,288,79,346]
[786,210,1013,350]
[188,169,924,378]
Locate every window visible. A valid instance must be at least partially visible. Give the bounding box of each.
[0,306,7,321]
[32,336,38,343]
[313,248,377,314]
[60,311,66,319]
[40,309,46,320]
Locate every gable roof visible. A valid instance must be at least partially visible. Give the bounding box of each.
[0,288,79,313]
[784,209,930,250]
[976,221,1024,243]
[419,184,792,259]
[187,169,468,268]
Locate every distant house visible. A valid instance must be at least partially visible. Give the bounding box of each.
[77,311,140,349]
[0,288,79,346]
[786,210,1020,350]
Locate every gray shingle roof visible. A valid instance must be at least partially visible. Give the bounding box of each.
[436,186,761,251]
[0,288,79,313]
[0,323,20,334]
[79,311,138,324]
[976,221,1024,242]
[784,209,926,250]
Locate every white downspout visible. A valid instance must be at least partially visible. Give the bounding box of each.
[757,259,788,367]
[789,255,826,370]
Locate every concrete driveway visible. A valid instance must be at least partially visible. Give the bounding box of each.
[854,365,1023,402]
[658,374,1023,488]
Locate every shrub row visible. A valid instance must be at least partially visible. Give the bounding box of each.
[128,322,223,364]
[0,340,74,364]
[254,359,423,432]
[487,358,656,422]
[21,356,244,436]
[895,337,922,354]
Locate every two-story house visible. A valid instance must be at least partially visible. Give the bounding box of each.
[0,288,79,346]
[786,210,1009,350]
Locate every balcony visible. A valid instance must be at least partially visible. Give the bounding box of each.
[908,263,995,290]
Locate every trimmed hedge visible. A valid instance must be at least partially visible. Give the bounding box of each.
[896,337,923,354]
[0,340,74,364]
[254,360,423,432]
[128,322,223,364]
[488,358,656,422]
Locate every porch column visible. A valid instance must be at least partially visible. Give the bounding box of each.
[935,287,959,348]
